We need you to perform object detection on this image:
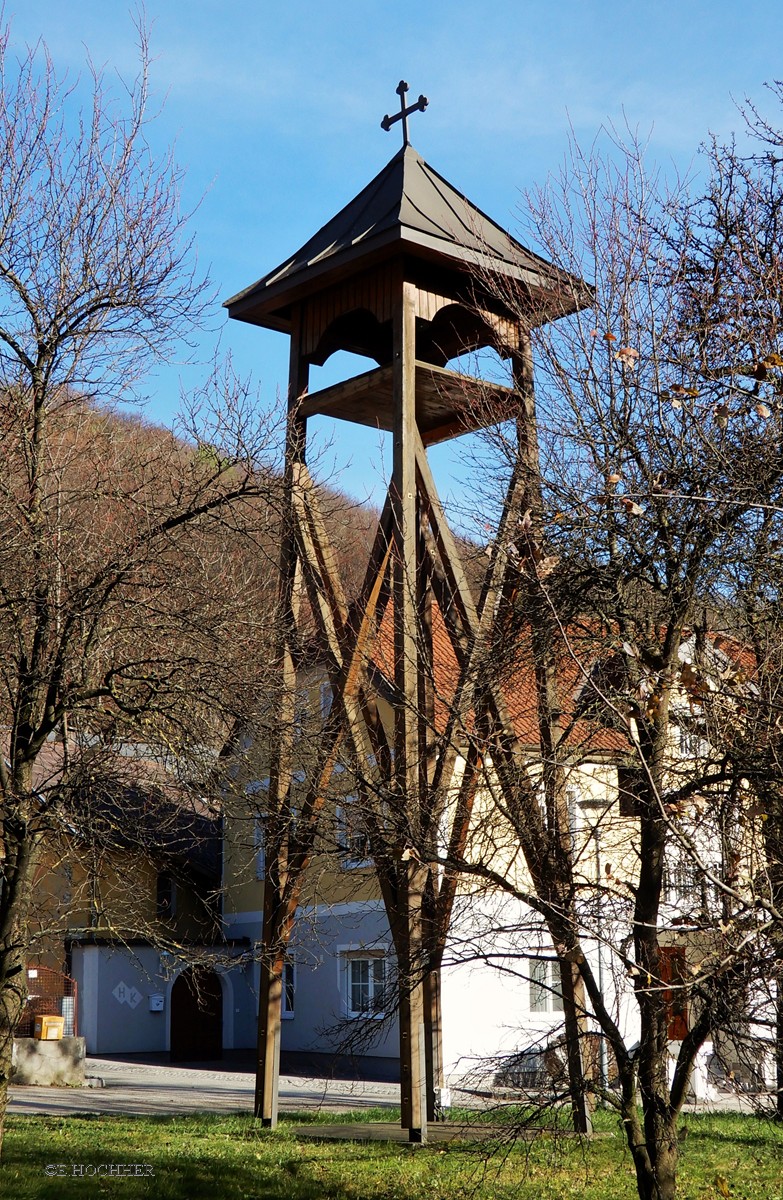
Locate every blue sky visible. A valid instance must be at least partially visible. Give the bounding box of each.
[6,1,783,509]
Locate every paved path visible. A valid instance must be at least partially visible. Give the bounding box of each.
[9,1056,763,1120]
[9,1057,400,1118]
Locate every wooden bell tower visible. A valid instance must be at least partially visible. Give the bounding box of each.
[225,85,587,1141]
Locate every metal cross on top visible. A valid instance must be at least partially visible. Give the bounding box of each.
[381,80,428,145]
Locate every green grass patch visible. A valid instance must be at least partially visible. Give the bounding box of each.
[3,1110,782,1199]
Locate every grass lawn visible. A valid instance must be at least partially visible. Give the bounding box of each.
[3,1108,783,1199]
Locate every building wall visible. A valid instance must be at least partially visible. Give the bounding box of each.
[71,943,254,1056]
[224,899,398,1059]
[219,670,757,1087]
[72,945,169,1054]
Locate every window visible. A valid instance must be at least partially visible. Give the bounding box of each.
[293,688,310,739]
[678,726,707,759]
[254,817,266,880]
[282,960,295,1019]
[566,785,580,848]
[247,775,304,879]
[156,871,176,921]
[320,682,333,719]
[664,856,698,905]
[529,958,564,1013]
[346,955,386,1017]
[663,854,720,915]
[337,796,371,868]
[246,779,270,880]
[617,766,645,817]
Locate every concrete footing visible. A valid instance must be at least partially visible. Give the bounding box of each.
[11,1037,86,1086]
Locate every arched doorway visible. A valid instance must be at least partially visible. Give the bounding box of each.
[170,967,223,1062]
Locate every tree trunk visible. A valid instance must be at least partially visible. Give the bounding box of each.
[558,958,593,1135]
[621,1091,679,1200]
[776,963,783,1121]
[637,1105,679,1200]
[0,796,38,1157]
[0,947,28,1156]
[632,950,680,1199]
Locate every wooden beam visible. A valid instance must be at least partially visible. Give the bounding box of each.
[415,431,550,870]
[391,279,428,1144]
[256,304,309,1128]
[297,361,517,445]
[297,363,394,421]
[289,463,389,763]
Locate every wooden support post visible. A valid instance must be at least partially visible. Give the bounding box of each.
[255,921,283,1124]
[393,277,427,1144]
[416,493,442,1121]
[254,306,309,1128]
[398,860,429,1141]
[423,951,443,1122]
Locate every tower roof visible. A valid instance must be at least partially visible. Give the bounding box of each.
[225,145,585,332]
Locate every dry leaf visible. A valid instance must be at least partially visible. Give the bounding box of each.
[536,554,560,579]
[615,346,640,368]
[671,383,699,398]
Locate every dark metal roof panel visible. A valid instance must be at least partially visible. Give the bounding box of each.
[396,150,541,272]
[225,149,407,309]
[224,145,571,317]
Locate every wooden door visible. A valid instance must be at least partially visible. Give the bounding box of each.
[659,947,688,1041]
[170,967,223,1062]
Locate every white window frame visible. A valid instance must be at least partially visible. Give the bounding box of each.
[565,785,581,848]
[254,817,266,880]
[678,725,708,759]
[281,959,296,1020]
[529,957,564,1014]
[336,794,371,869]
[663,851,720,911]
[342,952,387,1019]
[320,681,333,718]
[247,774,305,880]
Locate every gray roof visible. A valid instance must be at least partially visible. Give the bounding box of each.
[225,145,580,328]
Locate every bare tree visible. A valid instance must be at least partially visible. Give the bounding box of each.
[0,21,280,1151]
[437,110,783,1200]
